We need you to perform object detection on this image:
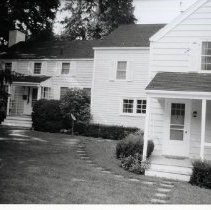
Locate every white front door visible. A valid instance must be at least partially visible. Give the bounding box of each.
[163,100,191,157]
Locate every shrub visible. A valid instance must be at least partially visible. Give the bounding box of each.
[60,88,91,128]
[74,122,141,140]
[32,99,63,132]
[0,89,8,124]
[116,133,154,159]
[120,154,145,174]
[190,161,211,189]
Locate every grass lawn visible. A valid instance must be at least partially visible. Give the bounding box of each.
[0,126,155,204]
[85,138,211,204]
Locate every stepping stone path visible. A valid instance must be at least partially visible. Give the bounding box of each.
[142,181,154,185]
[128,178,140,182]
[151,180,175,204]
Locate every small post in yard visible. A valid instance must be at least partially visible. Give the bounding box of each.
[71,113,76,135]
[200,99,207,162]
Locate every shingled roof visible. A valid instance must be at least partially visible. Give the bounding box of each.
[95,24,165,47]
[13,75,51,83]
[1,40,99,59]
[0,24,165,59]
[146,72,211,92]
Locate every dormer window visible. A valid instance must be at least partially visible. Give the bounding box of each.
[61,63,70,74]
[201,42,211,71]
[34,63,42,74]
[116,61,127,80]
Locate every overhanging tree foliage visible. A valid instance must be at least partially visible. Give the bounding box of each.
[0,0,60,45]
[61,0,136,40]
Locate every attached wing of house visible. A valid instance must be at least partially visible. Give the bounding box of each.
[142,0,211,181]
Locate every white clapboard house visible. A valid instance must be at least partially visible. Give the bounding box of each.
[1,0,211,181]
[142,0,211,181]
[0,31,96,127]
[92,0,211,181]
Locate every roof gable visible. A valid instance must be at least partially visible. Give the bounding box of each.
[95,24,165,47]
[150,0,208,42]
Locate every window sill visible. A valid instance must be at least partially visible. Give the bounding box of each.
[119,113,146,117]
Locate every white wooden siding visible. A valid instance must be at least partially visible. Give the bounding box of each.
[150,1,211,77]
[1,59,93,100]
[91,49,149,129]
[148,0,211,160]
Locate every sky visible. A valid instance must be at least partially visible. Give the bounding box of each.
[53,0,198,35]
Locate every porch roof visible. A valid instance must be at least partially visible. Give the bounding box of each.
[13,75,51,83]
[146,72,211,92]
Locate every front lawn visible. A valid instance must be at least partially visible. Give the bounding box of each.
[85,138,211,204]
[0,127,155,204]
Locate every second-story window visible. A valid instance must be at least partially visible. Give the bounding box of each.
[116,61,127,80]
[5,63,12,71]
[201,42,211,71]
[61,63,70,74]
[34,63,42,74]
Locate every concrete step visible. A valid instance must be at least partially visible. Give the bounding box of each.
[5,116,32,122]
[145,170,191,182]
[149,163,192,176]
[2,116,32,128]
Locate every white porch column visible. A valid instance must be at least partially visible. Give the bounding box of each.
[37,86,42,100]
[6,85,11,116]
[200,99,207,161]
[143,95,151,161]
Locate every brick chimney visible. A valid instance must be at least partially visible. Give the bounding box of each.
[8,30,25,47]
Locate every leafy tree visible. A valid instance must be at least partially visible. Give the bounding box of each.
[61,0,136,40]
[0,0,60,45]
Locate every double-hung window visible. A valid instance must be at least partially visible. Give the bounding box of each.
[61,63,70,74]
[41,87,52,99]
[122,99,147,115]
[60,87,69,99]
[5,63,12,71]
[201,42,211,71]
[116,61,127,80]
[34,63,42,74]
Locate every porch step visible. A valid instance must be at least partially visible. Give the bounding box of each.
[2,116,32,128]
[145,157,193,182]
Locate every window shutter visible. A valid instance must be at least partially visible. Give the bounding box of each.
[12,61,17,72]
[28,61,33,74]
[127,61,133,82]
[56,62,62,76]
[70,61,77,77]
[42,61,47,75]
[109,61,117,81]
[189,41,201,72]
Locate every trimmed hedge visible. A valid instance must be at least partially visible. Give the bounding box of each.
[74,122,141,140]
[32,99,63,132]
[190,161,211,189]
[116,133,154,159]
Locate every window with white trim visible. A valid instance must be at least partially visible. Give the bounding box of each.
[5,63,12,71]
[61,63,70,74]
[123,99,134,113]
[116,61,127,80]
[60,87,69,99]
[122,99,147,115]
[136,100,147,114]
[34,63,42,74]
[41,87,52,99]
[201,42,211,71]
